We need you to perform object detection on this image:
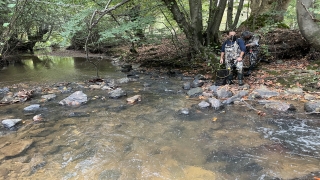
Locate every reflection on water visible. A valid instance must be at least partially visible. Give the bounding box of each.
[0,54,118,86]
[0,55,319,180]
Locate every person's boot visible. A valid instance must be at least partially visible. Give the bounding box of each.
[245,69,251,76]
[238,73,244,86]
[245,64,255,76]
[227,74,234,85]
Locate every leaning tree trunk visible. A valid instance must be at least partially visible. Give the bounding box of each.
[296,0,320,51]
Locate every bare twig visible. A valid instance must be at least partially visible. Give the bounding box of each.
[301,2,320,22]
[84,0,132,77]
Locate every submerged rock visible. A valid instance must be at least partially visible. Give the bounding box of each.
[59,91,88,106]
[0,140,33,158]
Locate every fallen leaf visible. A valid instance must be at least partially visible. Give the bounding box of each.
[212,117,218,122]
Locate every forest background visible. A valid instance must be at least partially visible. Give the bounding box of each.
[0,0,320,75]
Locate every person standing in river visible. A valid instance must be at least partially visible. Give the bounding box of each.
[220,30,246,86]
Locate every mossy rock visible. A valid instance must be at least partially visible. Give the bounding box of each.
[240,14,289,31]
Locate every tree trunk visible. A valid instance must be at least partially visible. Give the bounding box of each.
[296,0,320,51]
[226,0,233,30]
[250,0,290,21]
[206,0,227,46]
[230,0,244,29]
[240,0,291,30]
[161,0,203,54]
[189,0,203,44]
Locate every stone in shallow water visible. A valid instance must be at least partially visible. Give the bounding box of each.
[208,98,222,109]
[264,101,295,112]
[179,108,189,115]
[216,87,233,98]
[1,119,22,128]
[198,101,210,108]
[126,95,141,104]
[183,82,191,90]
[59,91,88,106]
[187,87,203,97]
[108,88,126,99]
[40,94,56,102]
[24,104,41,111]
[252,85,279,98]
[304,100,320,112]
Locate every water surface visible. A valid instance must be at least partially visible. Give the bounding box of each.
[0,54,319,180]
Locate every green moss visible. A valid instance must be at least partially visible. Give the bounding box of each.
[240,14,289,31]
[266,70,280,75]
[307,60,320,70]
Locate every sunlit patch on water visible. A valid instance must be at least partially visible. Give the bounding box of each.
[258,119,320,157]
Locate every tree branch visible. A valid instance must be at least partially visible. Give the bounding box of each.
[301,2,320,22]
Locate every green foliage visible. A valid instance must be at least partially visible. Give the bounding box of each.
[308,0,320,25]
[99,16,155,43]
[283,0,298,29]
[60,8,93,46]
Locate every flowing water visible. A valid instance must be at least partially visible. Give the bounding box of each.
[0,54,319,180]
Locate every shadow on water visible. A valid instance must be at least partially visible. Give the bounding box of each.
[0,54,319,179]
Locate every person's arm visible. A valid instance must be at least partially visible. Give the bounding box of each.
[220,42,226,64]
[220,52,225,64]
[237,39,246,61]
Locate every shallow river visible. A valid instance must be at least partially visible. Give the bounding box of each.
[0,54,319,180]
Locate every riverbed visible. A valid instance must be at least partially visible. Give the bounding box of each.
[0,53,319,180]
